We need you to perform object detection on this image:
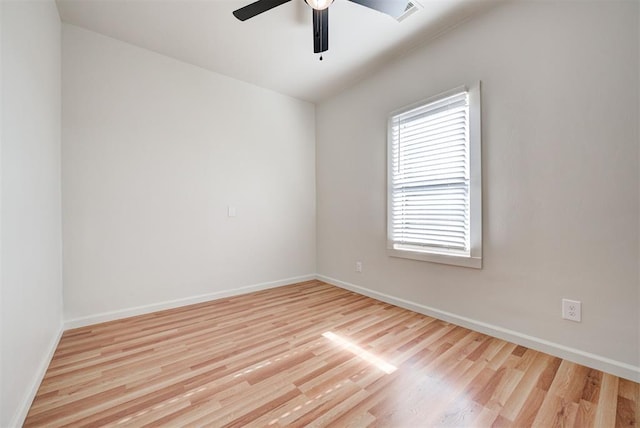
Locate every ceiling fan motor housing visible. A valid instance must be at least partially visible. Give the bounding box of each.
[305,0,334,10]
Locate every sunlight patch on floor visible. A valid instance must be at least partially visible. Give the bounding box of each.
[322,331,397,374]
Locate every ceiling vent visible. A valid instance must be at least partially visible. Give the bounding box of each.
[396,1,421,22]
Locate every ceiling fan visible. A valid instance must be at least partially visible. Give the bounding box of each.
[232,0,410,56]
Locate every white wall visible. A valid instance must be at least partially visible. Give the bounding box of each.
[317,0,639,377]
[62,25,316,323]
[1,1,63,426]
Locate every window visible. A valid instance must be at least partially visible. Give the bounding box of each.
[387,83,482,268]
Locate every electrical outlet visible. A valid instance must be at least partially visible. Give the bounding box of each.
[355,261,362,273]
[562,299,581,322]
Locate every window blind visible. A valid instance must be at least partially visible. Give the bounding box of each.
[389,90,470,255]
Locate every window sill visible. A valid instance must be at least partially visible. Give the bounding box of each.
[387,248,482,269]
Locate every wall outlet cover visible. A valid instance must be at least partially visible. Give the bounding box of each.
[562,299,581,322]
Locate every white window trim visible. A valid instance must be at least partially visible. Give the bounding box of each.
[386,82,482,269]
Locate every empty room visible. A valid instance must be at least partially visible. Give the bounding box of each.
[1,0,639,426]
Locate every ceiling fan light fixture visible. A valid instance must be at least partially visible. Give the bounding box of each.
[305,0,334,10]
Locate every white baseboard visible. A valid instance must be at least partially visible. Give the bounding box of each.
[60,272,640,382]
[11,325,64,428]
[317,274,640,383]
[64,274,317,330]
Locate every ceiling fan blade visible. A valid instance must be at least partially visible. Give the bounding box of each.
[312,8,328,53]
[233,0,292,21]
[347,0,409,19]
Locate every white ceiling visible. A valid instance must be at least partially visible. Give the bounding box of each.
[56,0,501,103]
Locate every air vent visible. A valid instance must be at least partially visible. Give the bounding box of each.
[396,1,421,22]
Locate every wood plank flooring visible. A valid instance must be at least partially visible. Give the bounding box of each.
[25,280,638,427]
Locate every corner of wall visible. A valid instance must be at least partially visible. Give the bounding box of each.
[10,326,63,427]
[0,0,4,423]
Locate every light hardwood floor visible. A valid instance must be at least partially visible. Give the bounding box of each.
[26,280,638,427]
